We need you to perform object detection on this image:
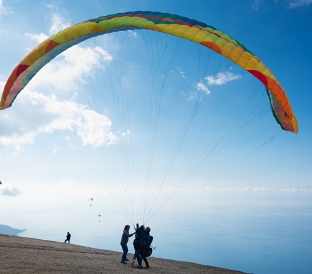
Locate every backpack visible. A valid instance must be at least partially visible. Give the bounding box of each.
[144,235,154,257]
[144,246,153,257]
[149,235,153,245]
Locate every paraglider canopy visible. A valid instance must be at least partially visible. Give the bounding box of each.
[0,11,298,133]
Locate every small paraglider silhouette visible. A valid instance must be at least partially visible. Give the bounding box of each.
[89,198,94,206]
[98,214,101,222]
[0,181,2,185]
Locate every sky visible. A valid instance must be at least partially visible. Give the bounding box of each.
[0,0,312,273]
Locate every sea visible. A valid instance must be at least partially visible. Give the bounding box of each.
[16,201,312,274]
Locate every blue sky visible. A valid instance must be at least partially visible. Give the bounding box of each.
[0,0,311,267]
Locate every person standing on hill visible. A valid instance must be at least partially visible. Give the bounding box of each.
[131,224,145,266]
[120,225,135,264]
[64,232,71,244]
[137,227,151,269]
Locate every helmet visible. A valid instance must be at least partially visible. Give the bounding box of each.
[146,227,151,232]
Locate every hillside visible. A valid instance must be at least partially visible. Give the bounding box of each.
[0,234,245,273]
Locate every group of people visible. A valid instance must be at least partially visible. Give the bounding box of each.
[120,224,152,269]
[63,227,151,268]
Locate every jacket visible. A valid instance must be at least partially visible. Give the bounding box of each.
[140,231,151,247]
[120,230,133,245]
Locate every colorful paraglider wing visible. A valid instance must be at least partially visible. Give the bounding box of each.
[89,198,94,201]
[0,11,297,133]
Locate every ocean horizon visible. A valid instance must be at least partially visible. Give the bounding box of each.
[4,201,310,274]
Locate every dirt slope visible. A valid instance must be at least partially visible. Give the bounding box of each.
[0,234,245,274]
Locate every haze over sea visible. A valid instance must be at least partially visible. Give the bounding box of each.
[7,191,310,274]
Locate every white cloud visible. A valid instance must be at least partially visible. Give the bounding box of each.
[0,90,117,150]
[289,0,312,7]
[178,68,186,79]
[200,187,312,193]
[205,72,242,86]
[0,0,4,15]
[121,130,131,138]
[24,11,113,94]
[0,0,12,18]
[280,188,298,192]
[193,71,241,98]
[204,187,251,192]
[300,189,312,192]
[0,131,36,151]
[39,3,70,35]
[27,45,112,93]
[127,30,138,38]
[49,13,71,35]
[1,186,21,196]
[0,7,116,154]
[25,32,49,43]
[196,82,211,94]
[188,91,203,100]
[254,187,271,191]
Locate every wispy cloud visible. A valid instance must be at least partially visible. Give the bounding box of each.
[205,72,242,86]
[0,0,12,18]
[280,188,298,192]
[178,68,186,79]
[194,71,241,97]
[252,0,312,9]
[1,186,21,196]
[40,2,71,35]
[16,7,66,45]
[49,12,71,35]
[254,187,271,191]
[94,186,312,193]
[289,0,312,8]
[252,0,265,10]
[196,82,210,94]
[202,187,312,193]
[25,32,49,43]
[127,30,138,38]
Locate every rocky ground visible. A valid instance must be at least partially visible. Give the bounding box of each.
[0,234,245,273]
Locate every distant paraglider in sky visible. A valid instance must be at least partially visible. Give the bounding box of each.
[89,198,94,206]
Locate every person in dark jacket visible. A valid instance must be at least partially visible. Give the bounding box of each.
[120,225,135,264]
[137,227,151,269]
[131,224,145,266]
[64,232,71,244]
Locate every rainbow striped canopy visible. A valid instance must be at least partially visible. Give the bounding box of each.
[0,11,298,133]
